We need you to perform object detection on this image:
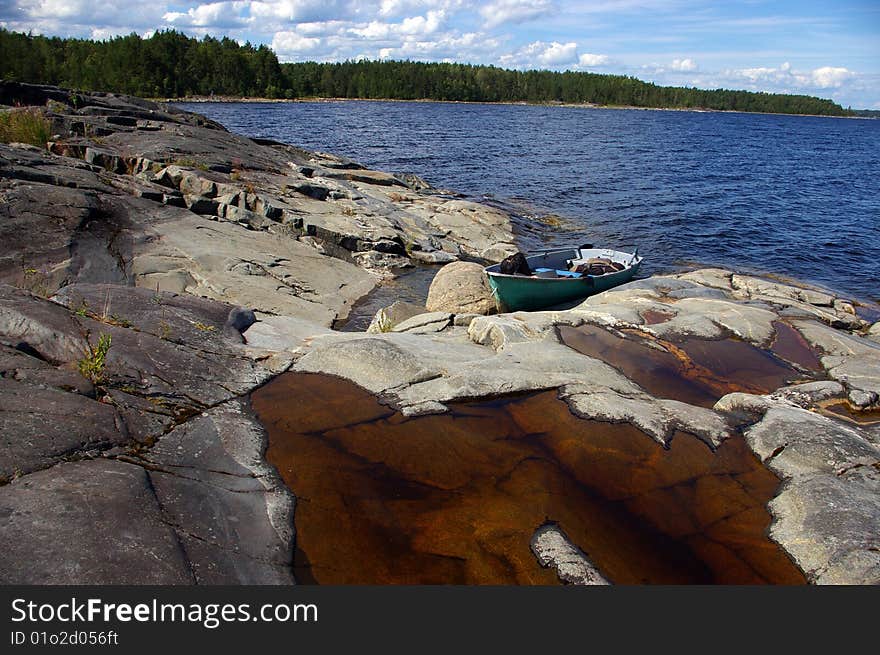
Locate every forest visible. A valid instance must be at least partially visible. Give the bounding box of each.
[0,29,852,116]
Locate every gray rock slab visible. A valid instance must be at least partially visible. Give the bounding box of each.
[0,285,90,364]
[131,206,375,326]
[391,311,453,334]
[242,313,331,353]
[0,459,193,584]
[141,401,294,584]
[744,405,879,478]
[769,467,880,584]
[53,283,248,352]
[0,378,125,480]
[793,319,880,408]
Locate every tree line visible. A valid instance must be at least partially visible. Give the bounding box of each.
[0,29,851,116]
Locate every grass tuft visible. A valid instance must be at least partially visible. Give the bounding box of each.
[77,333,112,385]
[0,107,52,148]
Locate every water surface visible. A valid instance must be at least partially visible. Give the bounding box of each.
[177,100,880,303]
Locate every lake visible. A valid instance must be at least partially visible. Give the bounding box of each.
[176,100,880,304]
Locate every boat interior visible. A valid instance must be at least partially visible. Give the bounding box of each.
[486,247,641,279]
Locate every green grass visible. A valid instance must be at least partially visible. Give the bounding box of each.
[77,333,112,385]
[0,107,52,147]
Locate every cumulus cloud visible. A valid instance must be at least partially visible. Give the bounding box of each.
[164,2,250,28]
[479,0,554,29]
[538,41,578,66]
[249,0,347,24]
[349,9,445,40]
[499,41,612,70]
[671,58,697,72]
[810,66,853,89]
[271,29,321,56]
[729,62,854,90]
[11,0,164,31]
[578,53,609,67]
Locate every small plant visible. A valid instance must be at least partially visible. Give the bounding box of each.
[45,99,70,114]
[192,321,216,332]
[158,320,172,340]
[367,310,394,333]
[78,333,112,385]
[107,314,132,328]
[230,157,245,181]
[0,107,52,148]
[74,299,89,317]
[22,265,50,297]
[171,157,208,171]
[341,206,356,216]
[388,192,406,202]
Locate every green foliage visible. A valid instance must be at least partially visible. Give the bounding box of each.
[0,28,283,98]
[192,321,216,332]
[279,60,850,116]
[172,157,208,171]
[0,107,52,146]
[78,333,112,385]
[0,28,851,116]
[21,265,50,297]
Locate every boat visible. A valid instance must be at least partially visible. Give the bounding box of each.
[484,245,643,312]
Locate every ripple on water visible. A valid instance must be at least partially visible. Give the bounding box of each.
[175,101,880,302]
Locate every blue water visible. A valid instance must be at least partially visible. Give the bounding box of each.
[176,101,880,303]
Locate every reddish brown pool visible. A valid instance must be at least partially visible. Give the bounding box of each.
[558,323,819,407]
[252,373,806,585]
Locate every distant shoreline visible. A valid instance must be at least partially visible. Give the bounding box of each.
[165,95,872,120]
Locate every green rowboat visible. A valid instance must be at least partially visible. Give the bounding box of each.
[485,246,642,312]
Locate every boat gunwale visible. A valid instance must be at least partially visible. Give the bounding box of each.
[484,247,643,281]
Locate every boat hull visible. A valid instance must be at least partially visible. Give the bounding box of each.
[485,248,642,312]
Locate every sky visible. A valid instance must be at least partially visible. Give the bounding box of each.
[1,1,878,108]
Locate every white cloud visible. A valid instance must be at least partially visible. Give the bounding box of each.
[400,9,445,35]
[249,0,346,24]
[349,9,445,40]
[578,53,609,67]
[12,0,165,31]
[295,20,348,36]
[479,0,554,29]
[671,58,696,72]
[538,41,578,66]
[271,30,321,55]
[499,40,584,69]
[164,2,240,27]
[727,62,855,90]
[810,66,853,89]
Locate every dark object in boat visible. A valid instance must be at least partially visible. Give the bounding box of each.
[499,252,532,276]
[573,259,626,276]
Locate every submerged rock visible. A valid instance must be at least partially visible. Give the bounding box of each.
[531,524,610,585]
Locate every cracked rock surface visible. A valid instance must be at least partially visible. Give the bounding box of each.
[2,82,877,585]
[247,269,879,584]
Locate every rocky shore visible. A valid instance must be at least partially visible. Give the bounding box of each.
[1,82,877,585]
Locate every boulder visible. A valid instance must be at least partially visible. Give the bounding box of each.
[425,261,497,315]
[366,300,425,333]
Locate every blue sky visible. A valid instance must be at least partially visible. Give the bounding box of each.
[2,1,878,108]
